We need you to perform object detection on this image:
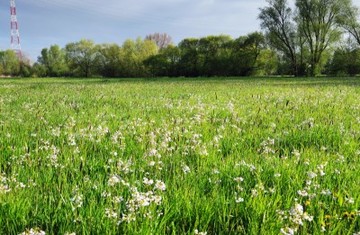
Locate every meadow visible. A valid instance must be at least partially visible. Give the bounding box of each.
[0,77,359,235]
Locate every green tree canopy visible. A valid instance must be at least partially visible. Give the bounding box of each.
[38,45,68,77]
[296,0,349,76]
[259,0,299,75]
[65,39,101,77]
[0,50,20,76]
[119,38,158,77]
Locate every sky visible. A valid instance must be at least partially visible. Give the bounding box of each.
[0,0,359,61]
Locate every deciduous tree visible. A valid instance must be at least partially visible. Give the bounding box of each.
[0,50,20,76]
[178,38,200,77]
[38,45,68,77]
[145,45,181,77]
[296,0,349,76]
[259,0,299,75]
[119,38,158,77]
[198,35,233,76]
[65,39,101,77]
[230,32,266,76]
[98,43,122,77]
[337,3,360,46]
[145,33,173,49]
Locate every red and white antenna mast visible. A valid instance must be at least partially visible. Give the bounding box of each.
[10,0,22,59]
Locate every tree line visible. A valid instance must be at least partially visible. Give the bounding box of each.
[2,0,360,78]
[32,34,274,78]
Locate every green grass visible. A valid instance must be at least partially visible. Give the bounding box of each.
[0,77,359,234]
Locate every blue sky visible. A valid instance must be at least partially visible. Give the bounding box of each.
[0,0,359,61]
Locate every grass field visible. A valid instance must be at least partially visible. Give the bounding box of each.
[0,77,359,234]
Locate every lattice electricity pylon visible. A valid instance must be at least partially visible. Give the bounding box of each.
[10,0,22,59]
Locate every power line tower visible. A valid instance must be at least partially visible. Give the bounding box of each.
[10,0,22,59]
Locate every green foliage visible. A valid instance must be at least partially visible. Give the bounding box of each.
[173,34,267,77]
[65,39,101,77]
[118,37,158,77]
[335,0,360,45]
[0,50,20,76]
[145,45,182,77]
[254,49,278,76]
[38,45,68,77]
[34,34,274,78]
[259,0,300,76]
[327,47,360,76]
[97,43,123,77]
[230,32,266,76]
[178,38,201,77]
[31,63,47,77]
[197,35,233,76]
[259,0,355,76]
[295,0,346,76]
[18,61,32,77]
[4,0,360,78]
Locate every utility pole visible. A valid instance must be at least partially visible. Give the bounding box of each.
[10,0,22,59]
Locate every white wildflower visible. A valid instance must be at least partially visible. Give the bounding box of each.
[182,165,191,174]
[269,187,276,194]
[70,193,83,210]
[51,127,61,137]
[0,184,11,194]
[302,212,313,222]
[153,195,162,205]
[18,228,46,235]
[251,189,258,197]
[280,227,295,235]
[233,177,244,183]
[307,171,317,179]
[108,175,121,186]
[345,197,355,204]
[320,189,331,196]
[143,177,154,186]
[101,191,111,198]
[235,197,244,203]
[290,203,303,215]
[249,165,256,172]
[105,208,118,219]
[113,196,124,203]
[154,180,166,191]
[194,229,207,235]
[292,149,300,158]
[297,190,308,197]
[199,147,209,156]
